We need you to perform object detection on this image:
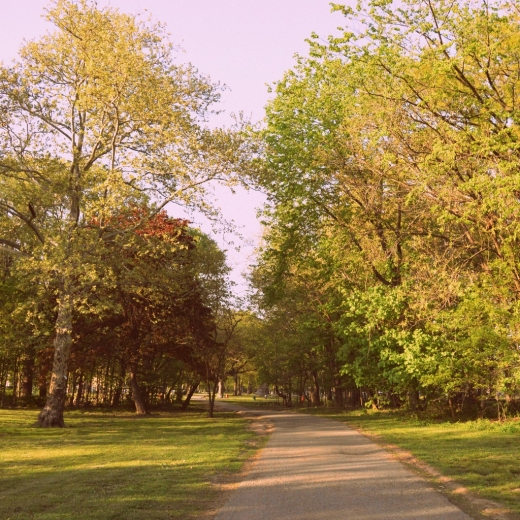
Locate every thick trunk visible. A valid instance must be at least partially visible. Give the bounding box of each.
[130,365,147,414]
[181,381,199,410]
[37,294,72,427]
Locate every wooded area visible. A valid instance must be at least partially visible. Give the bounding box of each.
[247,0,520,419]
[0,0,253,426]
[2,0,520,427]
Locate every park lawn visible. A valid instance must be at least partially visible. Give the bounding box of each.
[300,408,520,514]
[220,394,282,408]
[0,406,259,520]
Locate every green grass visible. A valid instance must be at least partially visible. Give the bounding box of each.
[299,407,520,514]
[0,406,259,520]
[218,394,283,408]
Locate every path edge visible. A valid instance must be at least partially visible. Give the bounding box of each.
[341,419,520,520]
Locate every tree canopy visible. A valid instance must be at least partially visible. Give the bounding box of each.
[0,0,244,425]
[248,0,520,417]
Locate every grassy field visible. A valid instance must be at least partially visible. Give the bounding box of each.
[299,408,520,514]
[0,405,259,520]
[219,394,283,408]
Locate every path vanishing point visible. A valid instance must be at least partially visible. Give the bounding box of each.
[214,403,472,520]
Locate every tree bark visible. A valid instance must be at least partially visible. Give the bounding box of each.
[408,390,420,412]
[74,371,84,406]
[181,381,199,410]
[111,361,125,407]
[130,365,147,414]
[37,292,72,427]
[68,371,77,406]
[311,370,321,406]
[175,383,183,403]
[208,379,217,417]
[334,381,344,407]
[0,362,7,408]
[20,346,35,400]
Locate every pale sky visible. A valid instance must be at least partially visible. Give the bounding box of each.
[0,0,346,295]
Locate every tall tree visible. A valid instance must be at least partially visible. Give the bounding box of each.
[248,0,520,415]
[0,0,238,426]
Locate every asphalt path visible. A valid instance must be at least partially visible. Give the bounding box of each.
[214,402,472,520]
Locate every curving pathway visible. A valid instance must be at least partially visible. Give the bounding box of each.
[214,403,472,520]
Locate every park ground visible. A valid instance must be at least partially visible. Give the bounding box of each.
[0,403,261,520]
[1,398,520,518]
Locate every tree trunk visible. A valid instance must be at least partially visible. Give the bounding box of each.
[408,390,420,412]
[11,357,19,407]
[37,293,72,427]
[326,387,333,403]
[68,371,77,406]
[112,358,126,407]
[20,347,35,400]
[181,381,199,410]
[334,380,344,407]
[208,379,217,417]
[0,362,7,408]
[311,370,321,406]
[175,382,183,403]
[130,366,147,414]
[74,371,84,406]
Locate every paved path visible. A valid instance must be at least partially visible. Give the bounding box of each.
[214,404,472,520]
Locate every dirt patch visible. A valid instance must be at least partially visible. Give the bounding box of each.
[242,413,275,437]
[349,425,520,520]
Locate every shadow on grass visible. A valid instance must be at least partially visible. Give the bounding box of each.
[0,409,257,520]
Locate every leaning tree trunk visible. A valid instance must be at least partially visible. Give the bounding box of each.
[37,292,72,427]
[311,370,321,406]
[181,381,200,410]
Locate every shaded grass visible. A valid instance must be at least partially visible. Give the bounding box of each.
[299,407,520,514]
[0,406,258,520]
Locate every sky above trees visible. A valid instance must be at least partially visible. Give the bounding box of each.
[0,0,345,294]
